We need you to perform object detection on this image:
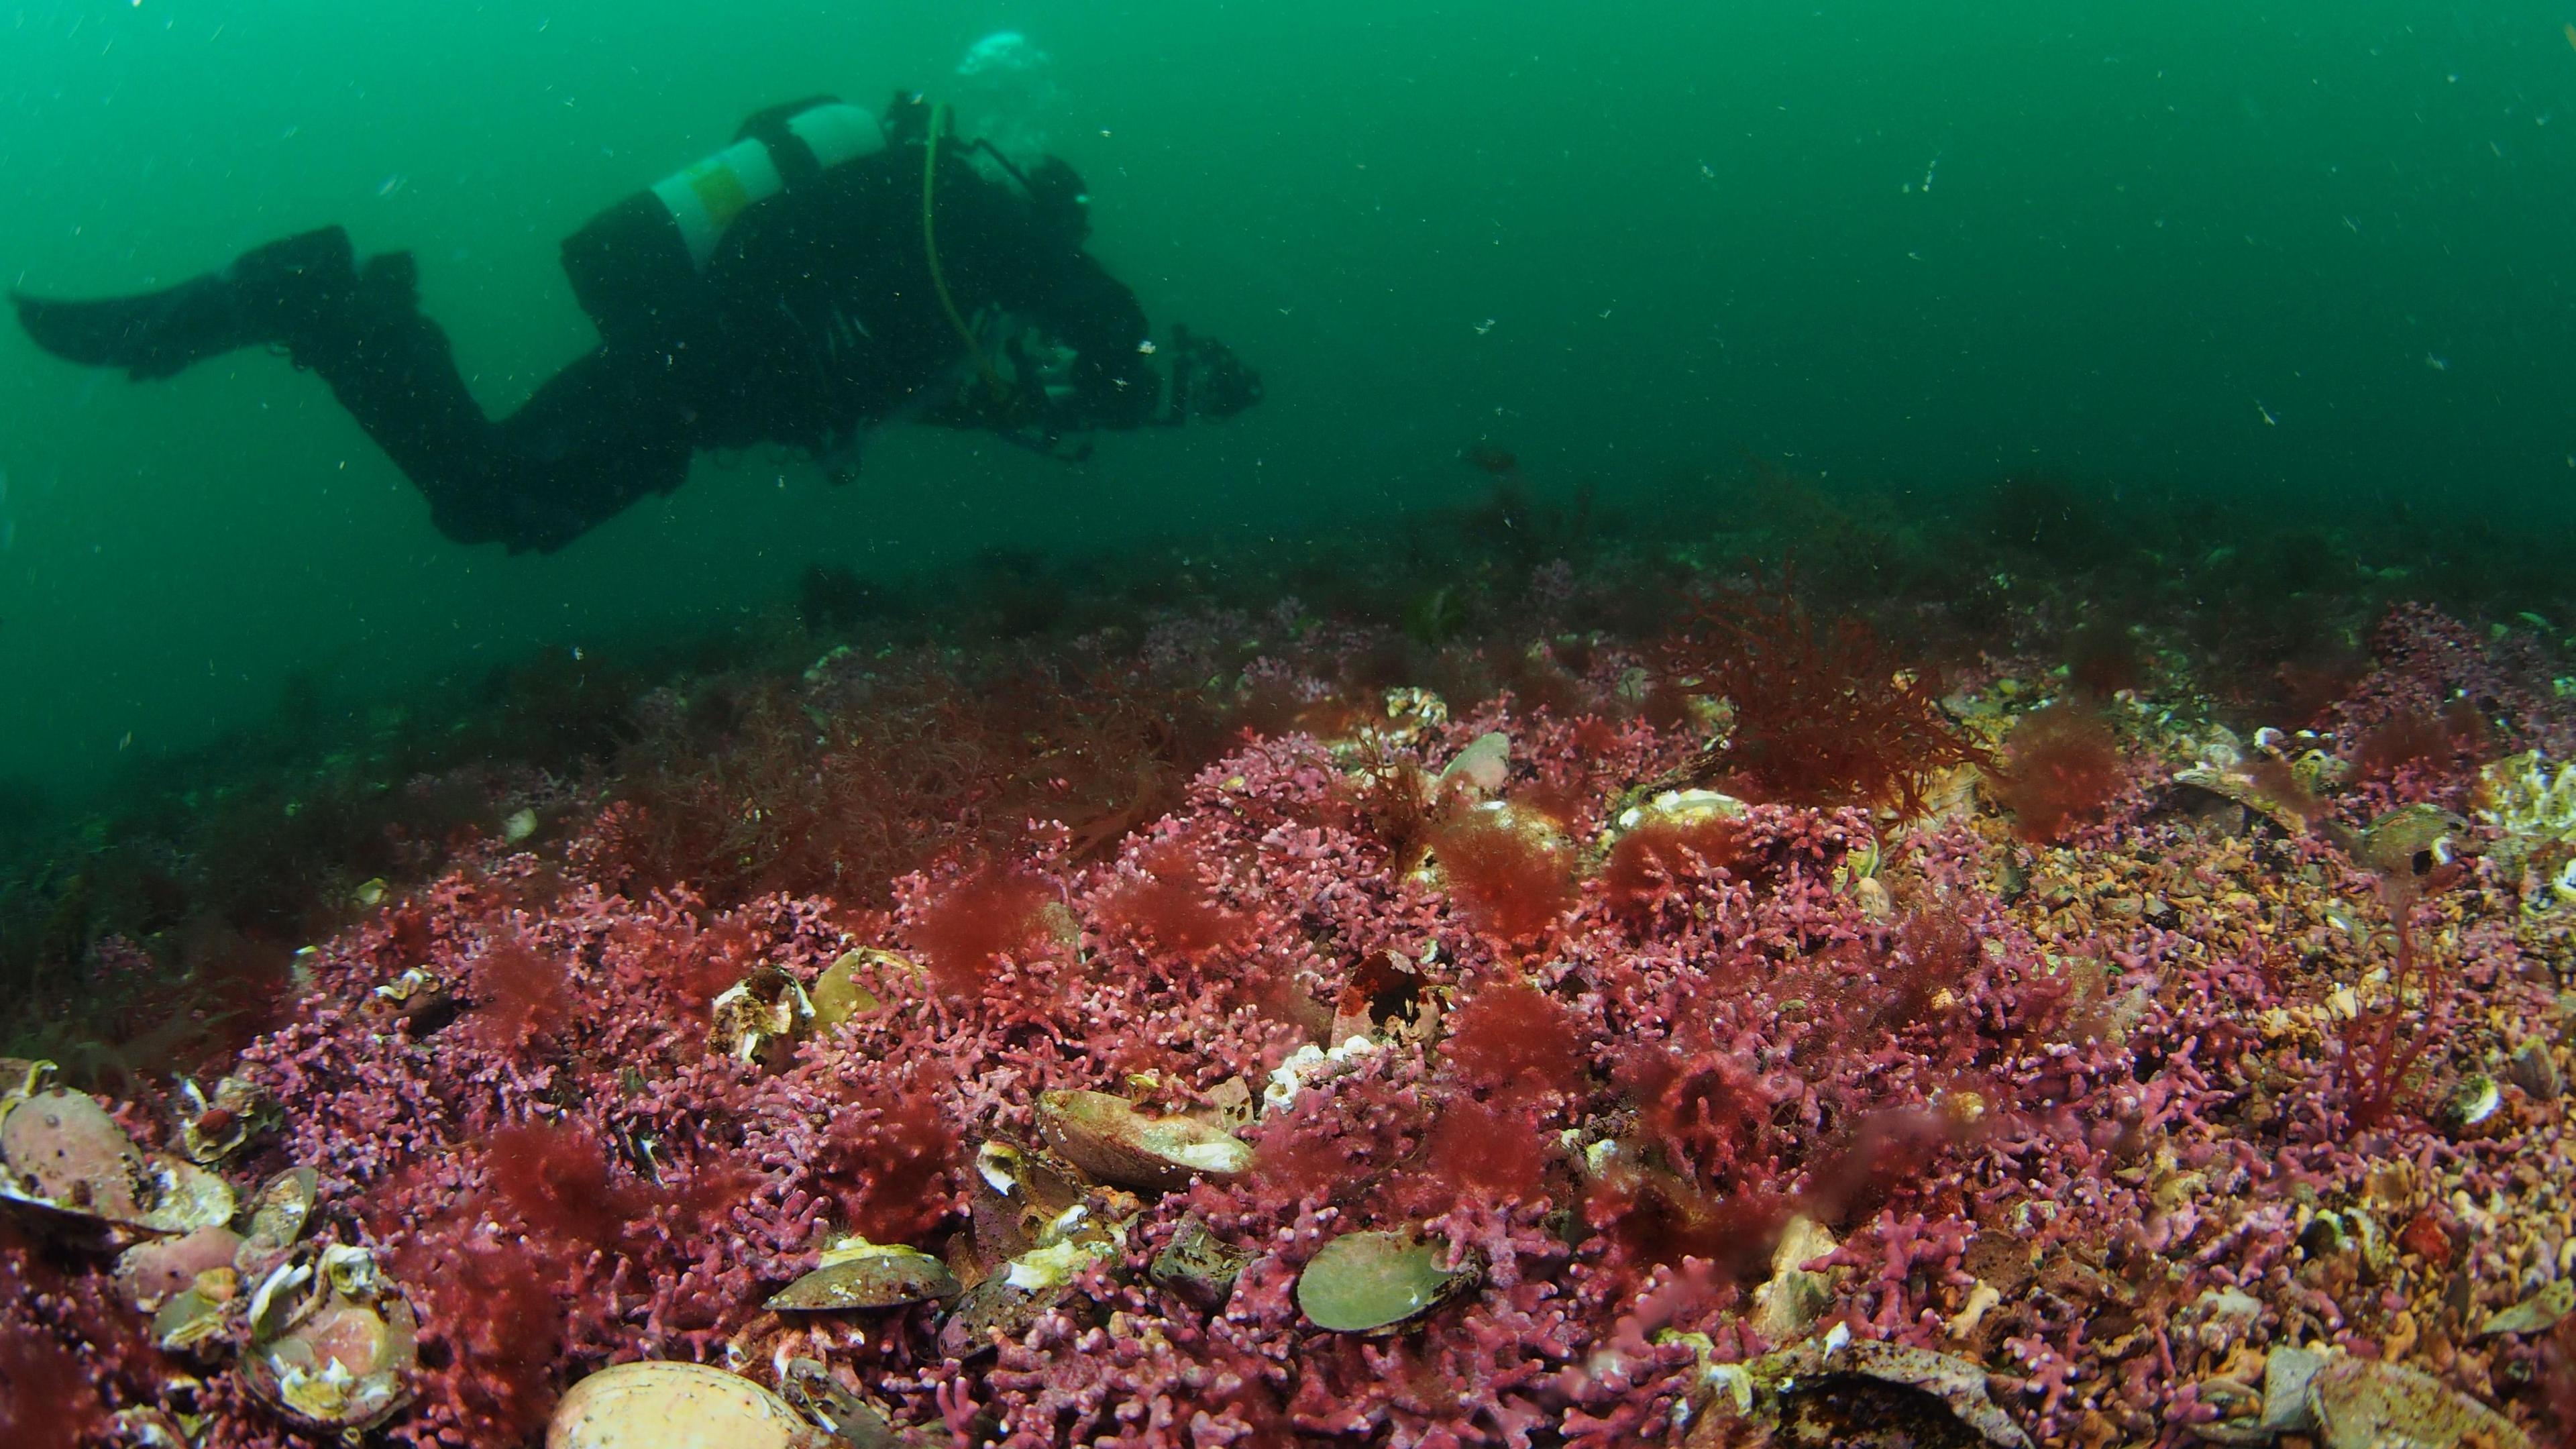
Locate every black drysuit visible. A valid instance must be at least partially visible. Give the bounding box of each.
[17,102,1163,553]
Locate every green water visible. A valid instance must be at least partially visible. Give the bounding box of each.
[3,1,2573,802]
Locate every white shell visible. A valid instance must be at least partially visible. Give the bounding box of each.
[546,1361,834,1449]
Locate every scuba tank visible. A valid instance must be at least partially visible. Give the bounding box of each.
[561,99,883,347]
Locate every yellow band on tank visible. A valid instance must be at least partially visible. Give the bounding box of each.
[649,136,784,269]
[688,161,755,229]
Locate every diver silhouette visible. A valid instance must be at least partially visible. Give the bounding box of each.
[11,93,1261,553]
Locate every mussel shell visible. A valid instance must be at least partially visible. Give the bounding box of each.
[245,1253,326,1341]
[1817,1340,2035,1449]
[938,1270,1085,1362]
[2480,1279,2576,1338]
[2354,804,2467,879]
[780,1357,900,1448]
[179,1076,269,1165]
[966,1140,1088,1269]
[1147,1216,1252,1306]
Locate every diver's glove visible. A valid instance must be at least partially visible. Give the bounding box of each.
[12,227,365,380]
[1161,326,1262,423]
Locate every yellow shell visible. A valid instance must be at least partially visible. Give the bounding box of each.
[547,1362,836,1449]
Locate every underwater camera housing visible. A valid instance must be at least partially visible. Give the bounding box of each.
[1162,325,1263,423]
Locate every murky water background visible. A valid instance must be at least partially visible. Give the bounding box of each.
[3,1,2571,802]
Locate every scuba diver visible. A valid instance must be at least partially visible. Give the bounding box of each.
[10,93,1261,553]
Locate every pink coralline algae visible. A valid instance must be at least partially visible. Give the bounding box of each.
[5,602,2576,1449]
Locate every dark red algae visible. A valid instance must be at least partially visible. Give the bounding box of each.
[5,600,2575,1448]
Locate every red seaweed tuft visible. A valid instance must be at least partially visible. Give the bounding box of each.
[483,1120,647,1258]
[462,936,569,1052]
[392,1235,566,1446]
[1600,813,1749,924]
[1440,978,1584,1095]
[1429,808,1578,943]
[800,1080,959,1245]
[1095,838,1249,958]
[1662,581,1988,814]
[1994,702,2123,843]
[910,862,1055,994]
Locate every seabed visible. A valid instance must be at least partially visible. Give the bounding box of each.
[3,472,2573,1448]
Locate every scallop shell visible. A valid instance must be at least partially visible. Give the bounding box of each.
[240,1291,419,1432]
[812,949,916,1028]
[2306,1356,2532,1449]
[152,1282,235,1355]
[765,1244,959,1311]
[546,1361,839,1449]
[243,1167,321,1256]
[1295,1229,1479,1333]
[1034,1090,1250,1191]
[116,1225,245,1313]
[0,1085,234,1236]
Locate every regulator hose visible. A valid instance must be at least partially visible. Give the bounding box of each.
[922,102,1008,405]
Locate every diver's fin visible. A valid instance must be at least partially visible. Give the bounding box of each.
[11,226,360,380]
[13,280,244,379]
